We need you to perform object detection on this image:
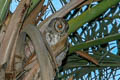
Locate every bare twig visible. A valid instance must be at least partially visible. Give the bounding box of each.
[49,0,56,13]
[35,5,48,24]
[76,51,99,65]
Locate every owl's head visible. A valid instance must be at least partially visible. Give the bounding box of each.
[46,17,69,46]
[48,17,69,36]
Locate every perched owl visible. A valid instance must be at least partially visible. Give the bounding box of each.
[45,17,69,66]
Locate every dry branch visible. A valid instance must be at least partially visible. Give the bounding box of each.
[39,0,85,33]
[0,0,31,67]
[23,62,39,80]
[35,5,48,24]
[76,51,99,65]
[23,0,45,27]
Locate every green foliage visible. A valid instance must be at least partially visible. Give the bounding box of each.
[68,0,120,34]
[56,0,120,79]
[0,0,11,25]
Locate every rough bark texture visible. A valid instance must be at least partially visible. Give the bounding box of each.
[23,0,45,27]
[0,0,30,66]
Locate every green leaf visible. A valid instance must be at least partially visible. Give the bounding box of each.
[68,0,120,34]
[0,0,11,25]
[69,33,120,53]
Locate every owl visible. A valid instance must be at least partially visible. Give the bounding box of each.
[45,17,69,66]
[46,18,69,46]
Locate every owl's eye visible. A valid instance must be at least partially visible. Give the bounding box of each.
[58,24,62,29]
[55,23,64,33]
[48,17,69,35]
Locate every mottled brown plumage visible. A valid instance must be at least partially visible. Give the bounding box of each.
[45,17,69,66]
